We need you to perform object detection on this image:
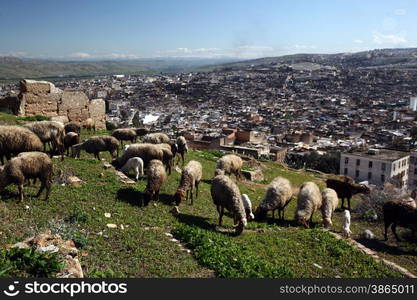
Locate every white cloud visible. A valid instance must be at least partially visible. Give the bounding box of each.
[353,39,364,44]
[394,8,407,16]
[69,52,91,58]
[372,31,407,45]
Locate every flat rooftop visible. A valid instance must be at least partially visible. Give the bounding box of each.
[344,149,409,162]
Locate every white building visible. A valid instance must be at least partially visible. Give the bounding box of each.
[340,149,409,188]
[409,96,417,111]
[408,150,417,189]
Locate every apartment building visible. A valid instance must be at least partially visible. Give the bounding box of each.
[340,149,409,188]
[408,150,417,189]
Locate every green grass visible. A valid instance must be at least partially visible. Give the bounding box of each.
[0,115,412,277]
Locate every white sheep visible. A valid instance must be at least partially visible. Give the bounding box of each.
[215,154,243,180]
[341,210,352,238]
[120,157,144,181]
[321,188,339,229]
[211,174,247,235]
[241,194,255,221]
[295,181,322,228]
[255,176,293,221]
[174,160,202,206]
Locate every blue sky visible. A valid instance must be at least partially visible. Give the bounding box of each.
[0,0,416,59]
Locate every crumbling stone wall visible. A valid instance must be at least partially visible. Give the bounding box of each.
[14,79,106,129]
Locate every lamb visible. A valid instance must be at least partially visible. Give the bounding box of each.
[383,200,417,241]
[64,122,81,134]
[341,210,352,238]
[254,176,293,221]
[143,159,167,206]
[241,194,255,221]
[174,160,202,206]
[83,118,96,132]
[23,121,65,157]
[120,157,144,181]
[326,178,369,210]
[294,181,322,228]
[111,128,137,146]
[321,188,339,229]
[211,174,247,235]
[112,143,163,169]
[72,135,119,160]
[176,136,188,165]
[143,133,170,144]
[63,132,80,156]
[0,151,52,201]
[214,154,243,180]
[0,126,43,164]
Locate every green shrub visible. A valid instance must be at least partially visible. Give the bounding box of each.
[17,115,50,122]
[172,224,294,278]
[0,247,64,277]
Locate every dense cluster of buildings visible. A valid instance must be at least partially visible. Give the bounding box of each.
[1,59,417,189]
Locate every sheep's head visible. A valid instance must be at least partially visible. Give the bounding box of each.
[295,213,310,228]
[174,189,185,206]
[254,206,268,221]
[234,219,245,235]
[143,189,154,206]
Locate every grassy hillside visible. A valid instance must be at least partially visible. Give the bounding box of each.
[0,116,414,277]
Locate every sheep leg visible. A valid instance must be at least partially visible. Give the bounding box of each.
[97,152,101,160]
[391,223,401,241]
[384,222,390,241]
[341,198,345,210]
[135,167,139,181]
[36,182,45,198]
[272,209,275,220]
[190,189,194,205]
[217,206,224,226]
[196,181,199,198]
[18,183,24,202]
[155,190,160,202]
[347,197,352,211]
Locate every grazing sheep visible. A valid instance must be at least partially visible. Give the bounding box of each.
[0,126,43,164]
[72,135,119,160]
[24,121,65,157]
[294,181,322,228]
[83,118,96,132]
[143,159,167,206]
[64,122,81,134]
[134,128,149,137]
[174,160,202,206]
[211,174,247,235]
[0,152,52,201]
[120,157,144,181]
[321,188,339,229]
[63,132,80,156]
[112,128,137,146]
[176,136,188,165]
[341,210,352,238]
[326,178,369,210]
[214,154,243,180]
[112,143,163,169]
[241,194,255,221]
[155,143,174,175]
[255,176,293,221]
[143,133,170,144]
[170,142,178,158]
[383,200,417,241]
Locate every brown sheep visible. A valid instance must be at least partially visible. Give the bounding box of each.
[0,126,43,164]
[176,136,188,165]
[112,143,163,169]
[134,128,149,137]
[156,143,174,175]
[112,128,137,146]
[143,160,167,206]
[72,135,119,160]
[64,132,80,156]
[383,200,417,241]
[326,178,369,210]
[23,121,65,159]
[83,118,96,132]
[64,122,81,134]
[0,152,53,201]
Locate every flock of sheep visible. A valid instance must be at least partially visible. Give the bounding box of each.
[0,120,416,241]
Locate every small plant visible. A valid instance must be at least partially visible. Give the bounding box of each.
[172,224,294,278]
[0,247,64,277]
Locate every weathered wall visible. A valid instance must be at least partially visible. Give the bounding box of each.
[13,79,106,129]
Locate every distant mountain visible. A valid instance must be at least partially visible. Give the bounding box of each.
[200,48,417,71]
[0,57,239,80]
